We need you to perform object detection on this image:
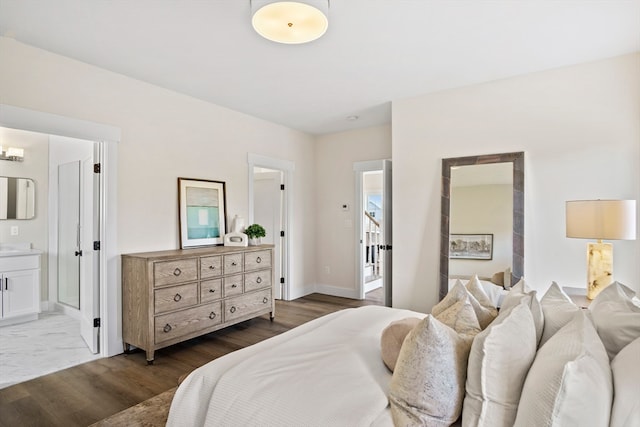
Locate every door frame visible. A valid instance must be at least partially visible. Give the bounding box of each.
[0,104,121,357]
[354,159,390,305]
[248,153,293,301]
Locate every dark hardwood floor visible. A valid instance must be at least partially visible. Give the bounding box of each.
[0,293,380,427]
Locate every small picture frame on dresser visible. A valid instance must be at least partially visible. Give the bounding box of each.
[178,178,227,248]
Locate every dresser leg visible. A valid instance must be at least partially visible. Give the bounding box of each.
[146,350,155,365]
[270,312,275,322]
[123,342,133,354]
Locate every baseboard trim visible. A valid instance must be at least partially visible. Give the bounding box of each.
[314,284,359,300]
[288,284,316,301]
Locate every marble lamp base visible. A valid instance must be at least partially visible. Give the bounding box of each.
[587,241,613,300]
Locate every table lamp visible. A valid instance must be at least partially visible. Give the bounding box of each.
[566,200,636,299]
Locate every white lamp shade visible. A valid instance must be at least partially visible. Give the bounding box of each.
[566,200,637,240]
[252,1,328,44]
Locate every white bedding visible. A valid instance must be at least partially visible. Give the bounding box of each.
[167,305,426,427]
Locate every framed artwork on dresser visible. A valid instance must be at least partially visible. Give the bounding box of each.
[178,178,227,248]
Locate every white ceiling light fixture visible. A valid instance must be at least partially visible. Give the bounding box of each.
[251,0,329,44]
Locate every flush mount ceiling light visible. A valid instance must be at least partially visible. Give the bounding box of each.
[251,1,329,44]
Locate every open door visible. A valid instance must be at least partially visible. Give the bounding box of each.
[79,150,99,354]
[253,169,284,299]
[382,159,392,307]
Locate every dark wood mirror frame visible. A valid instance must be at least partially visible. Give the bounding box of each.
[439,152,524,300]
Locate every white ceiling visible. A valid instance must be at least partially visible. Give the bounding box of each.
[1,0,638,135]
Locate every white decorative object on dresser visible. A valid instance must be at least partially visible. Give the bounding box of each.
[122,245,274,363]
[0,243,41,326]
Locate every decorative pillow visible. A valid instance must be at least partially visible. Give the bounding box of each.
[513,311,612,427]
[500,279,543,345]
[433,280,496,329]
[539,282,580,347]
[380,317,422,372]
[389,315,472,427]
[434,297,481,338]
[463,300,537,427]
[589,281,640,360]
[610,336,640,427]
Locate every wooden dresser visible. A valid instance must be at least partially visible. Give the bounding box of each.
[122,245,274,363]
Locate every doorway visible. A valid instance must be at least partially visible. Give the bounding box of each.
[355,160,392,307]
[248,153,293,301]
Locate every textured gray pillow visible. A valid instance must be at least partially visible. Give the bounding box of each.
[433,280,496,329]
[501,279,544,345]
[389,315,474,426]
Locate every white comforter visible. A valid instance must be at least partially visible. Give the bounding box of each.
[167,305,427,427]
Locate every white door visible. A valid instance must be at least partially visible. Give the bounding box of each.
[382,159,392,307]
[80,154,99,354]
[253,170,284,299]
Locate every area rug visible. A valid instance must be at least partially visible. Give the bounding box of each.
[90,387,176,427]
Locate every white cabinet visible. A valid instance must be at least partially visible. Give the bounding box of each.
[0,250,41,325]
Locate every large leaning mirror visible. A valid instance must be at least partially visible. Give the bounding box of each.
[0,176,36,220]
[439,152,524,300]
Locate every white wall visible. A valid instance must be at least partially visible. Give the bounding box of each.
[314,125,391,297]
[392,53,640,313]
[449,184,512,278]
[0,37,317,330]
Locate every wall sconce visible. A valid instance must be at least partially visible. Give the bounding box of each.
[566,199,637,299]
[0,146,25,162]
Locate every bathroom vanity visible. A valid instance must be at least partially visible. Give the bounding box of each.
[0,244,41,326]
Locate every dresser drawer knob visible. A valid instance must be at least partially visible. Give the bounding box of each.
[263,297,269,304]
[173,268,182,276]
[256,257,262,263]
[230,306,237,313]
[174,293,182,302]
[256,277,262,284]
[209,312,217,320]
[208,265,216,270]
[163,324,172,333]
[231,262,237,266]
[208,289,216,293]
[231,284,238,288]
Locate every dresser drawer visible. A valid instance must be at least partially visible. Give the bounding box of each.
[244,269,272,293]
[244,250,271,271]
[200,255,222,279]
[224,289,272,322]
[154,258,198,286]
[224,274,244,297]
[154,283,198,314]
[201,279,222,303]
[224,253,243,275]
[155,302,222,344]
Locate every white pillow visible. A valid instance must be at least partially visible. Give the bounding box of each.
[539,281,581,347]
[435,296,482,338]
[513,311,612,427]
[463,301,537,427]
[611,337,640,427]
[500,279,544,345]
[589,281,640,360]
[389,315,472,426]
[434,280,496,329]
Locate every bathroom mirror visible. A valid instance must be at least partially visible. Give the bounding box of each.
[0,176,36,220]
[439,152,524,300]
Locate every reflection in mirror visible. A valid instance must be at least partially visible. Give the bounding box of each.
[440,152,524,301]
[0,177,36,220]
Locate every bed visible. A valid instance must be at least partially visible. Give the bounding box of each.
[167,281,639,427]
[167,305,425,427]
